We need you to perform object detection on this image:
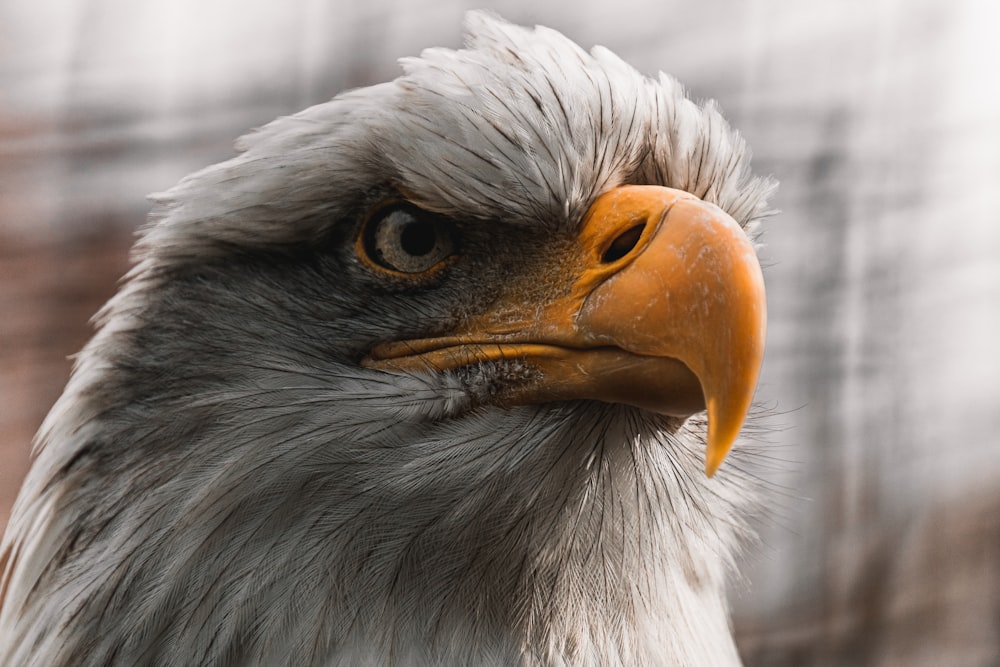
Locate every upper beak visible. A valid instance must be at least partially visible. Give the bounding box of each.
[365,185,767,476]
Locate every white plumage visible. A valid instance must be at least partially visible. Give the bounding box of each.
[0,12,774,666]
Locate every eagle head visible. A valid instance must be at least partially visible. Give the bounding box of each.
[0,12,775,666]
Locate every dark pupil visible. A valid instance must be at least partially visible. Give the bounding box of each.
[399,220,437,256]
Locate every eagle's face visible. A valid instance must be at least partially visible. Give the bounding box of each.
[0,12,774,667]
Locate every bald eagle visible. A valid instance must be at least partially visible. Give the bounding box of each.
[0,12,774,666]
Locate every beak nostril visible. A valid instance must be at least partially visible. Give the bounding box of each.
[601,223,646,263]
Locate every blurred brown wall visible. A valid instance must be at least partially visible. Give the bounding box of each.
[0,217,132,528]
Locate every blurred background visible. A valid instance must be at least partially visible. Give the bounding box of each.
[2,0,998,664]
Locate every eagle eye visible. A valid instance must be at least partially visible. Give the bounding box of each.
[359,204,456,276]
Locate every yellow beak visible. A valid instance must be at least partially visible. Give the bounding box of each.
[365,185,767,476]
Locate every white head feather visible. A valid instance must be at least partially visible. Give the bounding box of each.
[0,12,774,666]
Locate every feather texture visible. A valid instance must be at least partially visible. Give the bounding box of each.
[0,12,774,666]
